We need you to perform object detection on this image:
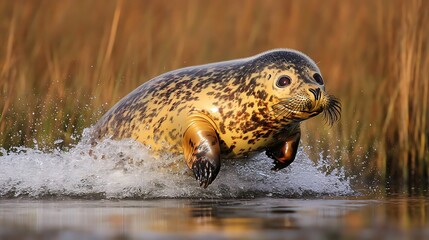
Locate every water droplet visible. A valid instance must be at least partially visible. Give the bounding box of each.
[0,136,354,198]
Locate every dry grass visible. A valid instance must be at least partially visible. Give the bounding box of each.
[0,0,428,190]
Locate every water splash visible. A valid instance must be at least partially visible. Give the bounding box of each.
[0,133,354,199]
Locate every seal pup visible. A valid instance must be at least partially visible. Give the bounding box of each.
[91,49,341,188]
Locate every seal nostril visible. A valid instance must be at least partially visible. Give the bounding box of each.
[309,88,321,101]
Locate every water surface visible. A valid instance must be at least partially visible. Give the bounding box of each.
[1,138,427,239]
[0,197,428,240]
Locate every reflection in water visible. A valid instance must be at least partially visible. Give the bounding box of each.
[0,197,428,239]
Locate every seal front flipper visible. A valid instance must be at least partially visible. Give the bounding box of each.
[183,115,221,188]
[266,128,301,171]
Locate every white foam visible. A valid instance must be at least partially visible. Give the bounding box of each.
[0,132,354,199]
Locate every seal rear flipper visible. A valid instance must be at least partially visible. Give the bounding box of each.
[183,115,221,188]
[266,130,301,171]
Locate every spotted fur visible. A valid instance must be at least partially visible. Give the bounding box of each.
[90,49,340,187]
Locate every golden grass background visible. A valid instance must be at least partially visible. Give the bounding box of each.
[0,0,428,191]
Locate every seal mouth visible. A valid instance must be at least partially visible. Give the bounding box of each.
[272,94,341,125]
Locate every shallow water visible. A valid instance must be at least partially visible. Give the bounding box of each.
[0,197,428,240]
[1,138,427,239]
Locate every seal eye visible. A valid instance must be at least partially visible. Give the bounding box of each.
[276,76,291,88]
[313,73,324,85]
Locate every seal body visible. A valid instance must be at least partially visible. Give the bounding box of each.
[91,49,340,188]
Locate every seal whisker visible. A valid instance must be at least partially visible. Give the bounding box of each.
[272,99,295,118]
[323,95,341,126]
[272,96,313,119]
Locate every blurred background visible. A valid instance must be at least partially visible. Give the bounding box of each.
[0,0,427,193]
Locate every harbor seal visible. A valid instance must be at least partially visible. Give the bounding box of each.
[91,49,341,188]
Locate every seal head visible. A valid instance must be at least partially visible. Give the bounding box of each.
[91,49,341,188]
[255,50,341,126]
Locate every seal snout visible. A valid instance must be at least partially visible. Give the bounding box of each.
[306,87,324,113]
